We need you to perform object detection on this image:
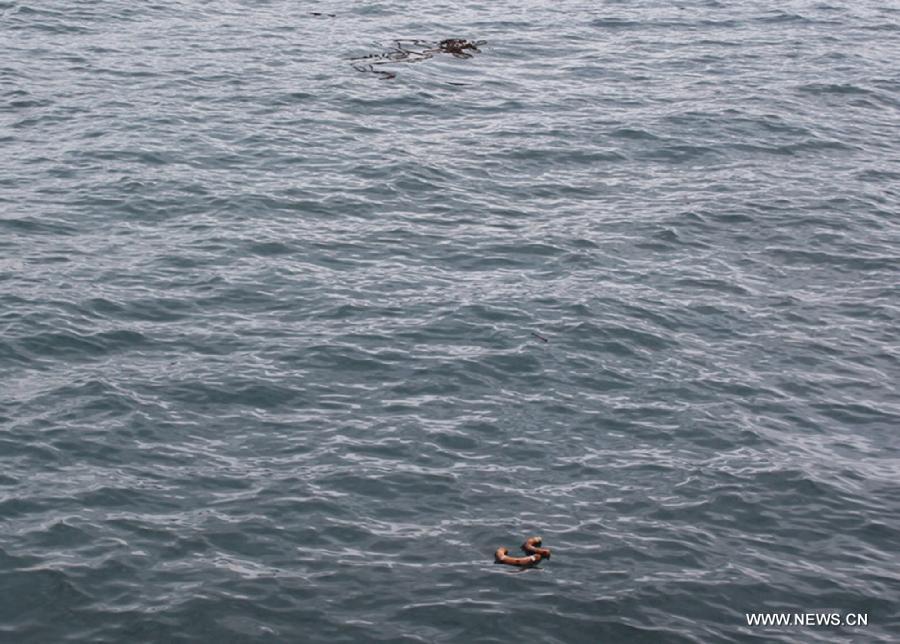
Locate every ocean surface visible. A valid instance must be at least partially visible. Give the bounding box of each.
[2,1,899,642]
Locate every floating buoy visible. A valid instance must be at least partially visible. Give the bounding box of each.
[521,536,551,559]
[494,546,541,567]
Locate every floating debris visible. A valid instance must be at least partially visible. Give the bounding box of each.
[521,536,551,559]
[494,536,553,567]
[531,331,549,343]
[436,39,482,58]
[351,39,485,79]
[494,547,540,567]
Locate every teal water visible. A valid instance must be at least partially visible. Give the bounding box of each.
[2,1,899,642]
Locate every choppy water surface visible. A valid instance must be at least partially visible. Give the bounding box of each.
[2,1,899,641]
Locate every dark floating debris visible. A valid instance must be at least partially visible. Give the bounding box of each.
[494,536,553,567]
[310,12,336,17]
[530,331,549,343]
[351,39,485,79]
[437,38,481,57]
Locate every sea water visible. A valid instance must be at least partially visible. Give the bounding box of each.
[1,1,898,641]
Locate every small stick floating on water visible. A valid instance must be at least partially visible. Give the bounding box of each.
[495,547,541,567]
[530,331,548,343]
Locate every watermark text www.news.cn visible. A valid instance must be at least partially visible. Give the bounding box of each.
[745,613,868,627]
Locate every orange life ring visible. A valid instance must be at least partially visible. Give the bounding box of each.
[494,547,541,566]
[521,536,551,559]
